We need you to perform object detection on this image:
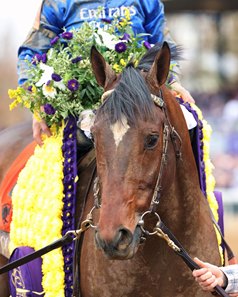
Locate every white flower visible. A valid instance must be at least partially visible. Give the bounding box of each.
[42,84,57,98]
[47,48,54,59]
[94,29,119,50]
[54,80,66,91]
[36,63,54,87]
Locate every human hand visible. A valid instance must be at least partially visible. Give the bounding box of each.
[32,115,52,146]
[192,257,226,292]
[170,81,195,103]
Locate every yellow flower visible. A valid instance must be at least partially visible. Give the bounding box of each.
[124,7,131,21]
[23,100,31,109]
[192,103,223,264]
[112,63,121,73]
[120,59,126,67]
[118,18,132,28]
[32,85,37,94]
[9,100,18,111]
[33,112,42,122]
[116,7,132,28]
[16,95,22,103]
[10,126,66,295]
[8,89,17,99]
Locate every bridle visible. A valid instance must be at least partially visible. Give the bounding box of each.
[149,91,182,212]
[93,88,182,213]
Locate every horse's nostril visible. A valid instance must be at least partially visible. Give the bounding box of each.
[117,228,133,250]
[95,230,105,249]
[95,227,133,252]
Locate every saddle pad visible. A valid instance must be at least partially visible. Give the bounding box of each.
[8,246,43,296]
[0,141,36,232]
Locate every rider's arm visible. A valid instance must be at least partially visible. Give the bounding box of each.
[17,0,66,145]
[17,0,65,85]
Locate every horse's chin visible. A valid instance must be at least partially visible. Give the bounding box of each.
[96,226,142,260]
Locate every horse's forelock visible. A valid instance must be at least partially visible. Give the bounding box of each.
[96,66,155,126]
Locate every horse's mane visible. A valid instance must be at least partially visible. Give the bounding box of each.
[96,43,183,126]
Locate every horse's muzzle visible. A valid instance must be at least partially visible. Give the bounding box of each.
[95,226,142,260]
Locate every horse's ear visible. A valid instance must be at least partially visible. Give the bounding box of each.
[147,42,171,88]
[90,46,117,89]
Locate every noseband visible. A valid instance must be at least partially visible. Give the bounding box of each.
[93,88,182,212]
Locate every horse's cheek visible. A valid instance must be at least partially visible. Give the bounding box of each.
[135,192,152,211]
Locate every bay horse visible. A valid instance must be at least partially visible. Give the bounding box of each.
[0,43,221,296]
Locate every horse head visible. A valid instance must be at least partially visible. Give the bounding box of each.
[90,42,185,260]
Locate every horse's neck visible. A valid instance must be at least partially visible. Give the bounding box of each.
[159,123,209,232]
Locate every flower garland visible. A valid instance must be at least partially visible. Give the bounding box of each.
[192,104,224,263]
[9,123,76,297]
[61,117,78,296]
[180,100,224,264]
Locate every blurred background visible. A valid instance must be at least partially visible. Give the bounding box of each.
[0,0,238,261]
[164,0,238,260]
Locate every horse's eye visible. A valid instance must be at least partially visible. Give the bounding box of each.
[144,134,159,149]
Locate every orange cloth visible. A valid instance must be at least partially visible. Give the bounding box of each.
[0,141,36,232]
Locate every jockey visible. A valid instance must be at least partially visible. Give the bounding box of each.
[17,0,195,146]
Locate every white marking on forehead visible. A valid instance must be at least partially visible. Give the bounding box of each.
[110,116,130,147]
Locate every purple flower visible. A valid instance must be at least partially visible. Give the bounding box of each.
[64,173,74,185]
[67,79,79,92]
[65,149,74,157]
[143,41,152,50]
[31,54,42,65]
[115,42,127,53]
[101,18,112,24]
[71,56,82,64]
[61,32,73,40]
[52,73,62,82]
[31,53,47,65]
[121,33,130,41]
[44,103,56,115]
[63,211,72,220]
[50,36,60,46]
[41,53,47,63]
[27,86,33,92]
[62,139,74,152]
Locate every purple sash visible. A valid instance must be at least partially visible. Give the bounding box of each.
[9,246,43,297]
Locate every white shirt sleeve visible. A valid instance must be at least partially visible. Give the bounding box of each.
[180,104,197,130]
[220,265,238,293]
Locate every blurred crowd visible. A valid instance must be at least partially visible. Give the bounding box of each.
[195,88,238,195]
